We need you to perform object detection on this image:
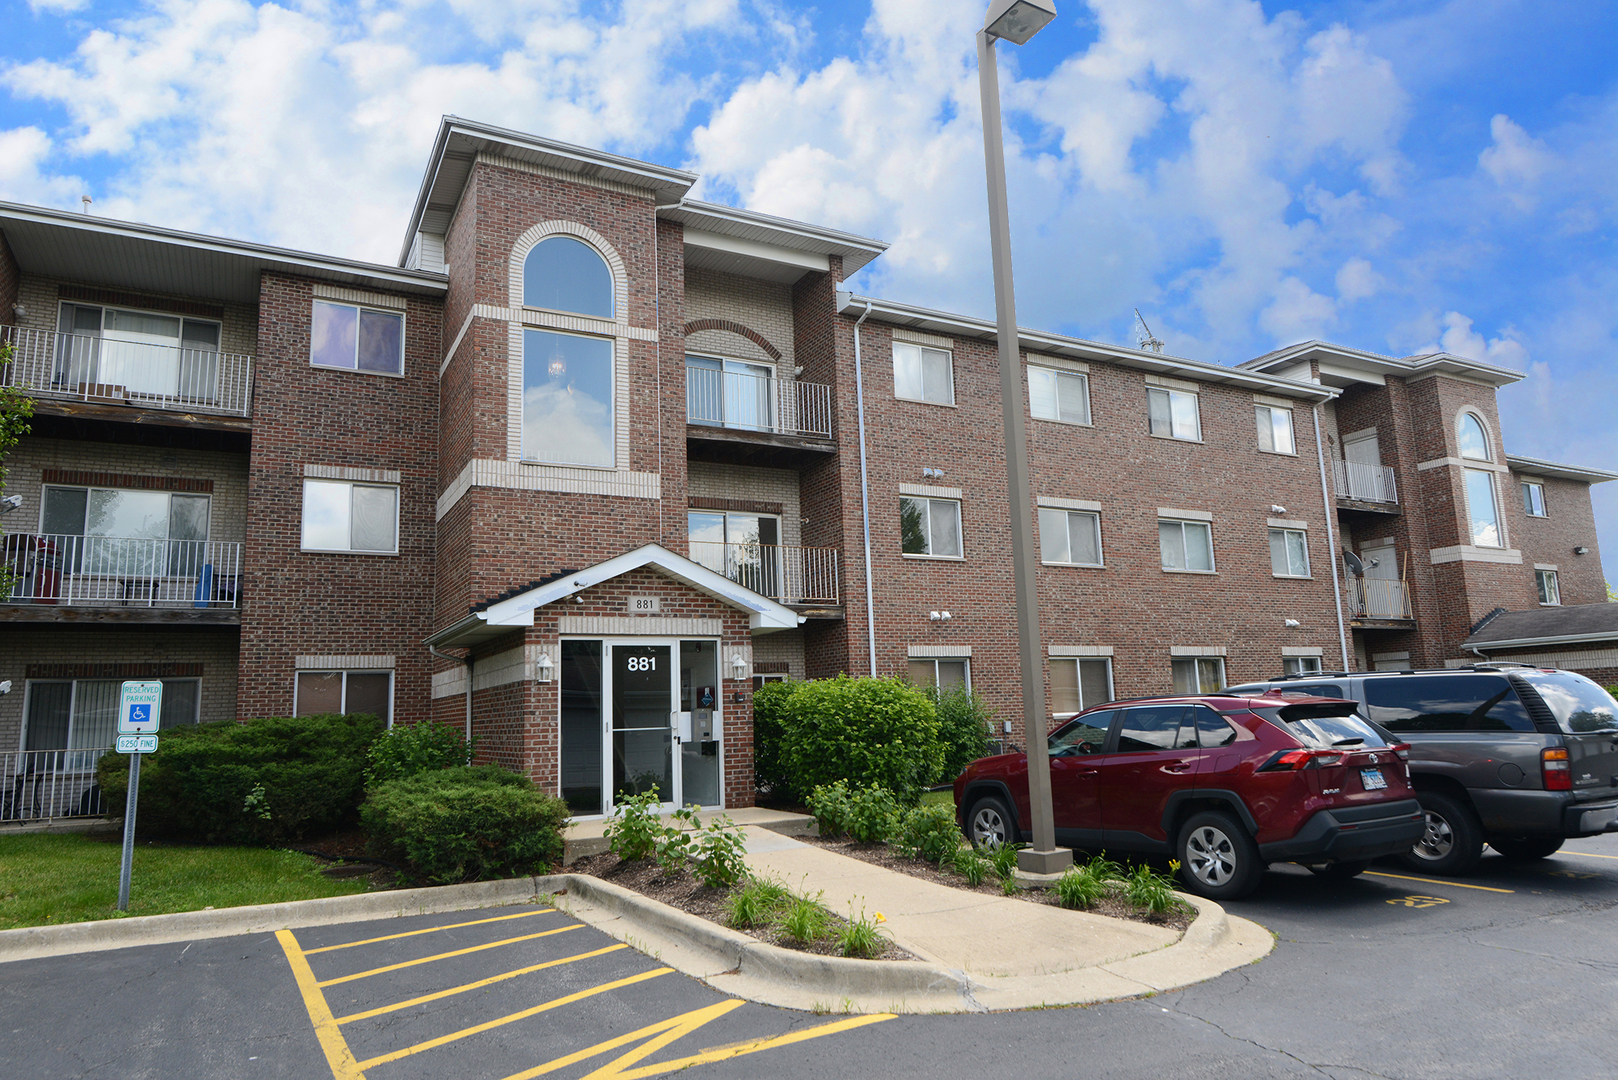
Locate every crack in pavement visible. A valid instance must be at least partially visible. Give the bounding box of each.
[1160,1003,1400,1080]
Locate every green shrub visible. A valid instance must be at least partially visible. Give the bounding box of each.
[776,675,944,804]
[1124,863,1186,916]
[778,892,830,944]
[361,766,568,884]
[806,780,852,836]
[1053,865,1108,910]
[946,844,991,886]
[752,679,799,799]
[96,713,385,844]
[605,787,664,862]
[843,785,901,843]
[837,907,890,958]
[725,875,791,929]
[365,722,475,786]
[925,684,995,784]
[684,815,749,889]
[894,802,963,864]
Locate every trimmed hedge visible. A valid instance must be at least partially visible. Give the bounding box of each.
[96,713,384,844]
[752,678,799,799]
[365,721,475,786]
[927,684,995,784]
[774,675,944,804]
[361,766,569,884]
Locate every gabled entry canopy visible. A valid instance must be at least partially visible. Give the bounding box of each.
[425,544,804,649]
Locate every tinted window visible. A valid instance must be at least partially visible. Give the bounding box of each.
[1193,706,1238,747]
[1274,712,1390,749]
[1521,672,1618,734]
[1050,711,1112,755]
[1115,706,1189,752]
[1363,675,1534,733]
[1283,683,1344,699]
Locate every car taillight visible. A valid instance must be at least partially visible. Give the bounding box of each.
[1391,743,1411,761]
[1542,747,1572,791]
[1259,749,1344,771]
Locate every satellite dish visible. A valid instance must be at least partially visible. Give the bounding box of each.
[1343,551,1365,578]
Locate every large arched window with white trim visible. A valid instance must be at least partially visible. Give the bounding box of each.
[523,236,614,318]
[523,329,614,467]
[1458,412,1491,461]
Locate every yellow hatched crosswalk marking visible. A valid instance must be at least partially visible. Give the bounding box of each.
[304,910,553,954]
[276,930,367,1080]
[333,943,629,1024]
[598,1013,896,1079]
[317,924,585,986]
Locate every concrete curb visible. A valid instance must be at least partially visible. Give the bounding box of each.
[0,875,1273,1014]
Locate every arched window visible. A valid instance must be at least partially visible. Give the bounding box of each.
[1458,413,1491,461]
[523,236,614,318]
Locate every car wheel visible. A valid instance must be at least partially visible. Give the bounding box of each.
[1177,811,1262,900]
[966,795,1015,849]
[1399,792,1484,875]
[1307,859,1371,880]
[1489,835,1564,861]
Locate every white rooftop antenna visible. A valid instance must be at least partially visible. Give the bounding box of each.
[1134,309,1163,353]
[81,195,92,214]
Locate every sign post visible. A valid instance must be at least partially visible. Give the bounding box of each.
[116,681,162,913]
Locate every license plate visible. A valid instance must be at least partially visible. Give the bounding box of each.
[1361,767,1387,790]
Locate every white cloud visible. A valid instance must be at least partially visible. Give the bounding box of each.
[1417,311,1530,371]
[1479,113,1554,209]
[0,125,84,206]
[26,0,89,12]
[1259,276,1336,344]
[1334,257,1383,303]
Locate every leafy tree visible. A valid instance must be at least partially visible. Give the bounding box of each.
[0,340,36,595]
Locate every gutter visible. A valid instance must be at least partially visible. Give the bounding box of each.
[852,299,878,676]
[1314,405,1351,671]
[1460,630,1618,652]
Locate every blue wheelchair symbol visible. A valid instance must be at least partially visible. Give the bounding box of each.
[130,705,149,723]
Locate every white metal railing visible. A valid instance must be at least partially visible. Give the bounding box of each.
[688,542,840,604]
[686,364,833,438]
[3,534,241,608]
[1333,458,1398,504]
[1,748,112,822]
[0,325,253,416]
[1348,577,1412,620]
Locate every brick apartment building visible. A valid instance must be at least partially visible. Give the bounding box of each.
[1,117,1612,819]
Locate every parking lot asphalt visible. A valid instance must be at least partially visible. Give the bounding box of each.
[5,836,1618,1080]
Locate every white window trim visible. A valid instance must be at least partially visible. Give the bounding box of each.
[20,676,202,751]
[57,300,224,357]
[1522,480,1548,517]
[1048,655,1114,717]
[293,669,396,728]
[1158,517,1217,574]
[300,479,401,555]
[1456,409,1495,463]
[907,656,972,691]
[309,298,406,378]
[900,496,965,560]
[685,352,779,431]
[1255,404,1297,456]
[1282,655,1324,675]
[39,484,212,542]
[1171,655,1226,693]
[1536,568,1561,606]
[1028,365,1093,427]
[1147,386,1202,442]
[520,326,620,470]
[1269,526,1312,579]
[1039,506,1105,568]
[1463,467,1507,549]
[892,340,957,407]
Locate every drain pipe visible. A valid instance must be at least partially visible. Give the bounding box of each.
[1314,404,1351,672]
[428,642,472,741]
[852,299,878,675]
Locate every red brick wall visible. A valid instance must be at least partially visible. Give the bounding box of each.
[1513,474,1606,606]
[238,272,442,720]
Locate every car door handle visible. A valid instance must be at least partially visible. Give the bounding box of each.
[1162,762,1193,773]
[1074,768,1098,777]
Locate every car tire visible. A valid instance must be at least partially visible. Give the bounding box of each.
[1489,835,1564,861]
[1399,792,1484,875]
[1177,811,1262,900]
[966,795,1015,849]
[1307,859,1372,880]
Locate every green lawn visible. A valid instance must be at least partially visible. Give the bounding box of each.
[0,833,373,930]
[920,789,955,810]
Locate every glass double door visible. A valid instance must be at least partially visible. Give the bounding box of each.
[559,639,723,817]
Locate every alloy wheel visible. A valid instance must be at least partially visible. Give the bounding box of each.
[1414,809,1455,862]
[1186,825,1238,887]
[970,803,1008,848]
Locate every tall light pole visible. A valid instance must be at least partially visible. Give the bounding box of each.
[978,0,1071,876]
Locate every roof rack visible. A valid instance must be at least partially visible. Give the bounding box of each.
[1262,663,1541,681]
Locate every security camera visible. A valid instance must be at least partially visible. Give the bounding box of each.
[0,494,20,513]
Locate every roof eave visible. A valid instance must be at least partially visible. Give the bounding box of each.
[1465,630,1618,652]
[1505,455,1618,485]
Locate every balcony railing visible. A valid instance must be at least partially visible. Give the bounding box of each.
[1,325,253,417]
[1347,577,1413,621]
[686,364,833,438]
[3,534,241,609]
[1333,458,1398,505]
[2,748,112,822]
[688,542,840,605]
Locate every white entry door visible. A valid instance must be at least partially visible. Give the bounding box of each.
[1343,432,1386,501]
[1358,544,1402,617]
[608,641,679,810]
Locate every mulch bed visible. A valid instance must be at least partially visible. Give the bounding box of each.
[799,835,1196,933]
[567,851,916,961]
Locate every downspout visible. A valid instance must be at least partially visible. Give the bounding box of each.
[1314,404,1351,672]
[429,642,472,742]
[652,200,684,546]
[852,300,878,676]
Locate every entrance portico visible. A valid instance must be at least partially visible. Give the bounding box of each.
[426,544,802,815]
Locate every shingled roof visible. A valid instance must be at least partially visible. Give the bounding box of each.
[1463,602,1618,650]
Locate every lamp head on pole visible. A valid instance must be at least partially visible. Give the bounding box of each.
[983,0,1056,44]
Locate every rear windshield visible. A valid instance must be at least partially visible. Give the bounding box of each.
[1256,707,1391,750]
[1520,672,1618,735]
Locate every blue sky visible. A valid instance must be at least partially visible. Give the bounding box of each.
[3,0,1615,587]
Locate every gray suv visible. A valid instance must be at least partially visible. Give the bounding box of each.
[1224,665,1618,874]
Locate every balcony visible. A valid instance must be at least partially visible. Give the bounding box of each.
[1346,576,1414,629]
[688,541,840,610]
[686,362,835,466]
[1332,459,1399,511]
[2,748,112,823]
[1,325,253,420]
[3,534,241,624]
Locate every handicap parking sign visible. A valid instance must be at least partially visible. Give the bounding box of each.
[118,681,163,735]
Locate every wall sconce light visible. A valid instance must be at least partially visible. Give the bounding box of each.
[1271,505,1288,515]
[535,651,554,682]
[929,610,954,623]
[922,467,945,479]
[1574,546,1590,555]
[1284,619,1301,628]
[730,653,748,681]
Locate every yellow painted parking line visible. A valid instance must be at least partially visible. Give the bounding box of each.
[498,1000,748,1080]
[317,924,585,987]
[304,910,553,954]
[1559,849,1618,861]
[600,1012,896,1079]
[355,968,674,1070]
[276,930,366,1080]
[333,943,630,1024]
[1365,871,1514,893]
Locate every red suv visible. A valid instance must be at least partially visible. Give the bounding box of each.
[953,694,1425,899]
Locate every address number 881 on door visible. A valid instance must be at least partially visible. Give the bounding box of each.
[625,655,658,672]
